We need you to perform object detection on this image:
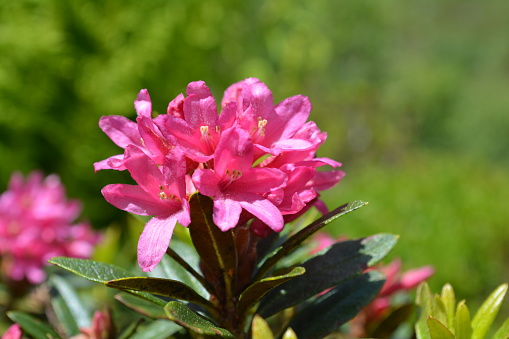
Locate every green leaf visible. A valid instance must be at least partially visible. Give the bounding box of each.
[472,283,508,339]
[427,316,455,339]
[433,294,448,330]
[254,201,368,282]
[237,266,305,317]
[7,311,61,339]
[48,257,166,307]
[128,319,182,339]
[164,301,235,338]
[187,193,237,299]
[416,282,433,339]
[455,301,472,339]
[492,315,509,339]
[106,277,213,309]
[258,234,397,318]
[251,315,274,339]
[370,303,417,339]
[50,275,91,328]
[282,327,298,339]
[50,293,80,336]
[441,283,456,331]
[289,270,385,339]
[115,293,167,319]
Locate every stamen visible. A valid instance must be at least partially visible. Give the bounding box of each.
[251,117,268,142]
[159,192,168,200]
[200,125,216,154]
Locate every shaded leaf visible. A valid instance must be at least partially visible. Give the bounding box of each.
[128,319,181,339]
[187,193,237,299]
[289,270,385,339]
[370,303,417,339]
[164,301,235,338]
[7,311,61,339]
[251,315,274,339]
[416,282,433,339]
[258,234,397,318]
[237,266,305,317]
[455,301,472,339]
[50,293,80,337]
[50,275,91,328]
[106,277,213,309]
[49,257,166,307]
[115,293,167,319]
[472,283,508,339]
[254,201,368,282]
[433,294,448,328]
[427,316,455,339]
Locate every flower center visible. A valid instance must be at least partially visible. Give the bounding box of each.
[220,169,242,190]
[251,117,268,143]
[200,125,218,155]
[158,185,176,201]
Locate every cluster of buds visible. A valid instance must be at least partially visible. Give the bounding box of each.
[0,172,99,285]
[96,78,344,272]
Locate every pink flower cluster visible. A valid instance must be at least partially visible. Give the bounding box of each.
[96,78,344,271]
[0,172,99,284]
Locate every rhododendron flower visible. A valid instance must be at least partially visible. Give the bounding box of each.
[1,324,21,339]
[97,78,343,271]
[101,146,191,271]
[0,172,99,284]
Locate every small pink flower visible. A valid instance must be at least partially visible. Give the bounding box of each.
[72,310,112,339]
[1,324,22,339]
[0,172,99,284]
[101,146,190,271]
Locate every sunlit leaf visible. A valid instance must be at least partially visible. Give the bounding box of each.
[427,316,455,339]
[282,327,298,339]
[254,201,368,282]
[441,283,456,331]
[164,301,235,338]
[472,283,508,339]
[455,301,472,339]
[50,275,91,328]
[416,282,433,339]
[258,234,396,318]
[7,311,61,339]
[251,315,274,339]
[492,315,509,339]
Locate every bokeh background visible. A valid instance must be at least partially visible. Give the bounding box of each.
[1,0,509,309]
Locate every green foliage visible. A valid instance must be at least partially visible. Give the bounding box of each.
[415,282,509,339]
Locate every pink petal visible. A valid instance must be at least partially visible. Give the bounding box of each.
[273,95,312,140]
[136,115,171,162]
[167,93,185,118]
[184,81,218,128]
[229,168,286,194]
[309,170,345,191]
[138,216,177,271]
[214,127,254,176]
[2,324,22,339]
[123,146,166,194]
[101,184,169,216]
[99,115,142,148]
[239,193,284,232]
[93,155,126,172]
[213,195,242,231]
[400,266,435,289]
[192,169,221,197]
[135,89,152,118]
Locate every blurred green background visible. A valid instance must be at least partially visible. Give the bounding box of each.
[1,0,508,308]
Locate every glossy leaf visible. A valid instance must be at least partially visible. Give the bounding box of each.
[455,301,472,339]
[164,301,235,338]
[258,234,397,318]
[50,275,91,328]
[7,311,61,339]
[49,257,166,307]
[416,282,433,339]
[427,316,455,339]
[370,303,417,339]
[472,283,508,339]
[50,293,80,336]
[115,293,167,319]
[441,283,456,331]
[251,315,274,339]
[106,277,213,309]
[254,201,368,282]
[237,266,305,317]
[187,193,237,298]
[282,327,298,339]
[128,319,182,339]
[492,315,509,339]
[289,270,385,339]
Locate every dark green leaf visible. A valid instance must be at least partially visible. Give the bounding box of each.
[237,266,305,317]
[50,294,80,336]
[427,316,455,339]
[164,301,235,338]
[128,319,182,339]
[254,201,368,282]
[49,257,166,307]
[50,275,90,329]
[258,234,397,317]
[115,293,167,319]
[7,311,61,339]
[289,270,385,339]
[106,277,213,309]
[370,303,417,339]
[188,193,237,300]
[472,283,508,339]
